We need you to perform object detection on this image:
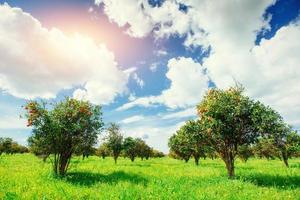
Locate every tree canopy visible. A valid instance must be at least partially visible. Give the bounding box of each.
[195,86,296,177]
[106,123,123,164]
[25,98,103,176]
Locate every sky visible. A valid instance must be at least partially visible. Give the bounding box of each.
[0,0,299,153]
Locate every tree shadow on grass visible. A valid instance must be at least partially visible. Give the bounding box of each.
[120,163,151,167]
[238,173,300,189]
[290,163,300,168]
[63,171,148,187]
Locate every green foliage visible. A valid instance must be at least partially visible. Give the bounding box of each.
[197,86,285,177]
[0,137,28,155]
[135,138,151,160]
[253,138,280,160]
[151,149,165,158]
[0,154,299,199]
[28,135,51,161]
[253,131,300,165]
[169,130,193,163]
[0,138,3,156]
[1,138,13,154]
[123,137,139,162]
[169,120,212,165]
[106,123,123,164]
[237,145,254,163]
[25,98,104,176]
[97,143,111,159]
[286,131,300,158]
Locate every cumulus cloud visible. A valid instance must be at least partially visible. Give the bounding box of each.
[95,0,190,38]
[95,0,272,43]
[96,0,154,38]
[0,3,127,104]
[209,21,300,127]
[117,57,208,110]
[185,0,300,127]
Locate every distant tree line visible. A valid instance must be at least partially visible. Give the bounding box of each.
[169,85,300,178]
[0,137,29,155]
[97,123,164,163]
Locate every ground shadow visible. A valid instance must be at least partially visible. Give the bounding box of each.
[202,162,225,169]
[63,171,148,186]
[290,163,300,168]
[238,173,300,189]
[120,163,151,167]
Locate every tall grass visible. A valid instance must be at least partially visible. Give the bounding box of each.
[0,154,299,199]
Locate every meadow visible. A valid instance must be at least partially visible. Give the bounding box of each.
[0,154,299,200]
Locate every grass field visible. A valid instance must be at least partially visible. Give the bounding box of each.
[0,154,299,200]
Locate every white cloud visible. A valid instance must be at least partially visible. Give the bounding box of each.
[159,57,208,108]
[95,0,190,38]
[97,0,300,128]
[95,0,272,44]
[210,21,300,127]
[0,115,28,129]
[149,62,159,72]
[183,0,300,127]
[120,115,145,124]
[94,0,103,6]
[132,73,145,88]
[160,107,196,120]
[96,0,154,38]
[0,3,127,104]
[117,57,208,110]
[116,95,159,111]
[154,50,168,56]
[122,121,184,153]
[128,93,136,101]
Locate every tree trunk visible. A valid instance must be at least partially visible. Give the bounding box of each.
[53,153,58,175]
[225,159,235,178]
[281,151,289,167]
[194,155,200,166]
[114,156,117,164]
[58,152,72,176]
[221,147,236,178]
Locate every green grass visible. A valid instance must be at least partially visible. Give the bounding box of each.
[0,154,299,200]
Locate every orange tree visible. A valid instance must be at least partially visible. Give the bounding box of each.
[169,120,208,165]
[97,143,111,159]
[135,138,151,160]
[106,123,123,164]
[123,137,139,162]
[180,120,209,165]
[25,98,103,176]
[168,129,193,163]
[197,86,287,177]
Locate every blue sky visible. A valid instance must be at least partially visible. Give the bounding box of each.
[0,0,299,152]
